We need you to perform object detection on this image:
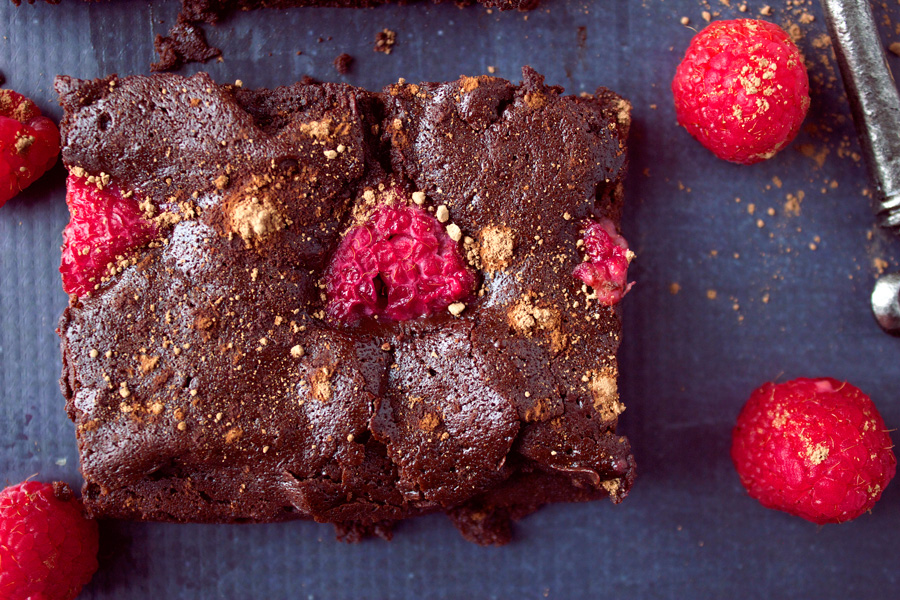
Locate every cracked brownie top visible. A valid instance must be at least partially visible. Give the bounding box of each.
[56,67,635,544]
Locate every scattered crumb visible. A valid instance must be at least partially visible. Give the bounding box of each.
[477,225,515,272]
[589,369,624,421]
[310,366,334,402]
[707,289,717,300]
[784,191,804,216]
[890,42,900,57]
[151,15,221,72]
[448,302,466,316]
[334,53,354,75]
[374,28,396,54]
[226,195,288,244]
[669,282,681,295]
[446,223,462,242]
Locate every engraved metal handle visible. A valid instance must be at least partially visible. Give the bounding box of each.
[822,0,900,334]
[822,0,900,228]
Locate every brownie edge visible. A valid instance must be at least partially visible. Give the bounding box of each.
[57,67,635,545]
[180,0,540,23]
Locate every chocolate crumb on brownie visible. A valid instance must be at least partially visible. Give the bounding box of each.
[56,67,635,545]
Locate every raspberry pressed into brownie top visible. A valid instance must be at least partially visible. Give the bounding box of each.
[56,67,635,544]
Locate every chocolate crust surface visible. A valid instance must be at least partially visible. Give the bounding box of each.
[56,67,634,544]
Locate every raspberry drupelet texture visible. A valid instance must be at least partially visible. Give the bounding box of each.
[731,377,896,524]
[672,19,810,165]
[325,202,475,324]
[0,89,60,207]
[0,481,99,600]
[60,173,158,297]
[573,218,634,306]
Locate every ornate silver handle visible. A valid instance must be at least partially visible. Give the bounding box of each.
[822,0,900,228]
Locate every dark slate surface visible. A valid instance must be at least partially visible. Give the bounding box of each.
[2,0,900,597]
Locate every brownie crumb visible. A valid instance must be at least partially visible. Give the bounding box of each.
[601,478,622,499]
[890,42,900,57]
[477,225,515,272]
[224,427,243,444]
[152,16,221,72]
[310,366,334,402]
[589,370,623,421]
[334,53,354,75]
[448,302,466,316]
[52,481,73,502]
[226,195,288,244]
[374,28,397,54]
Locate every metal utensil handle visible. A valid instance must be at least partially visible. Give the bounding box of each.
[822,0,900,228]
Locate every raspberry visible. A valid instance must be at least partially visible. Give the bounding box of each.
[572,218,633,306]
[731,378,896,524]
[0,89,60,207]
[672,19,810,165]
[60,173,158,297]
[0,481,99,600]
[325,202,474,323]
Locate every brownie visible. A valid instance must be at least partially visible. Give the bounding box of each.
[10,0,538,21]
[180,0,539,22]
[56,67,635,544]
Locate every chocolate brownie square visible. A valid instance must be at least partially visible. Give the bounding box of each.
[56,67,635,544]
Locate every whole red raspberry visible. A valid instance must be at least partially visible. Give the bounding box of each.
[573,218,634,306]
[0,89,60,207]
[731,378,896,524]
[325,202,474,323]
[672,19,810,165]
[0,481,99,600]
[60,173,158,297]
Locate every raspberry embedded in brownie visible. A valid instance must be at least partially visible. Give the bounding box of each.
[55,67,635,545]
